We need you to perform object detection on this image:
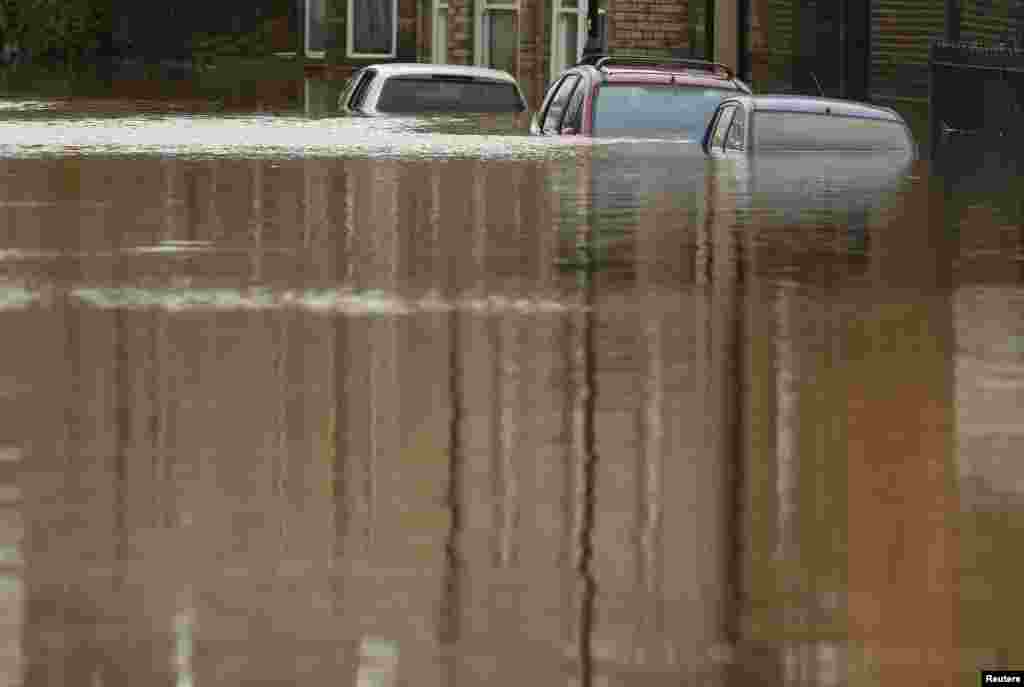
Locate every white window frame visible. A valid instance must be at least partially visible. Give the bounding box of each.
[550,0,588,82]
[433,0,449,63]
[347,0,400,59]
[305,0,327,58]
[475,0,519,71]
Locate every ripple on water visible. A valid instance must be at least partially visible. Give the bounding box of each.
[0,100,55,111]
[0,113,597,161]
[0,284,584,315]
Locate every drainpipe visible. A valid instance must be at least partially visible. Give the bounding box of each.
[737,0,750,84]
[582,0,604,59]
[944,0,961,42]
[839,0,847,98]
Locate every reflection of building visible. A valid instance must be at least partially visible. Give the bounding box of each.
[734,169,966,685]
[0,444,21,685]
[5,139,1024,685]
[5,147,759,685]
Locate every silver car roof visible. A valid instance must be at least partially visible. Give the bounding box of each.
[362,63,518,83]
[721,94,904,121]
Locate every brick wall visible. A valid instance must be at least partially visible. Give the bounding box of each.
[519,0,548,107]
[609,0,689,53]
[418,0,432,60]
[447,0,474,64]
[399,0,419,58]
[749,0,789,88]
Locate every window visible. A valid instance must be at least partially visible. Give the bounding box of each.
[751,112,913,152]
[376,77,525,113]
[725,105,746,150]
[688,0,713,60]
[561,78,587,132]
[476,0,518,74]
[551,0,588,81]
[709,105,735,149]
[305,0,327,58]
[346,69,376,111]
[591,86,733,139]
[541,74,580,133]
[348,0,399,58]
[433,0,449,63]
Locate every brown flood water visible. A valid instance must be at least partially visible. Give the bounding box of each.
[0,91,1022,686]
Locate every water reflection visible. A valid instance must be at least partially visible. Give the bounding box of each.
[0,102,1021,686]
[0,105,543,159]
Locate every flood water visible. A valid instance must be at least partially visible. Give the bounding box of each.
[0,79,1022,686]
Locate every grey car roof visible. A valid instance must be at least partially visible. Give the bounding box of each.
[723,94,904,121]
[362,63,519,83]
[347,62,527,114]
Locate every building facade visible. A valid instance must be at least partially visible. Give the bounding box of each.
[300,0,1024,105]
[304,0,722,104]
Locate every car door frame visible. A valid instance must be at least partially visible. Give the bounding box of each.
[703,99,748,155]
[532,69,585,135]
[340,68,378,114]
[558,73,589,135]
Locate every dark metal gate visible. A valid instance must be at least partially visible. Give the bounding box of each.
[928,39,1024,155]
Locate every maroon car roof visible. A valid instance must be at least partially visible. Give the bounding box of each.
[603,69,740,89]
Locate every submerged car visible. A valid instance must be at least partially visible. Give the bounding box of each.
[701,95,916,224]
[338,63,527,115]
[530,54,751,140]
[702,95,917,156]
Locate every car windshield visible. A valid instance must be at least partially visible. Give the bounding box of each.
[591,85,733,138]
[752,111,912,152]
[376,77,524,113]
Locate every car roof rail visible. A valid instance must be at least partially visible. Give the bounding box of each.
[579,53,735,79]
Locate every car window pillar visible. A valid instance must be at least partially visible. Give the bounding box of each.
[725,105,746,151]
[710,104,735,151]
[541,74,581,134]
[348,69,376,111]
[560,79,587,133]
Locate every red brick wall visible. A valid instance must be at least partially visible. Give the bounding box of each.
[518,0,548,107]
[400,0,418,57]
[609,0,689,52]
[447,0,474,64]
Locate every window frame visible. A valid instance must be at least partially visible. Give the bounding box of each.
[305,0,327,58]
[475,0,519,71]
[433,0,449,63]
[550,0,588,82]
[347,0,400,59]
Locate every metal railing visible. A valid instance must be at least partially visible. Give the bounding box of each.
[576,53,735,79]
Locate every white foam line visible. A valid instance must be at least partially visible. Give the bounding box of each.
[67,286,584,314]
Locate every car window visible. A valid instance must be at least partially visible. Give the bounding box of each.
[710,105,735,149]
[542,75,581,134]
[375,77,525,113]
[561,80,587,132]
[591,86,733,139]
[725,105,746,150]
[348,69,376,111]
[752,112,913,152]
